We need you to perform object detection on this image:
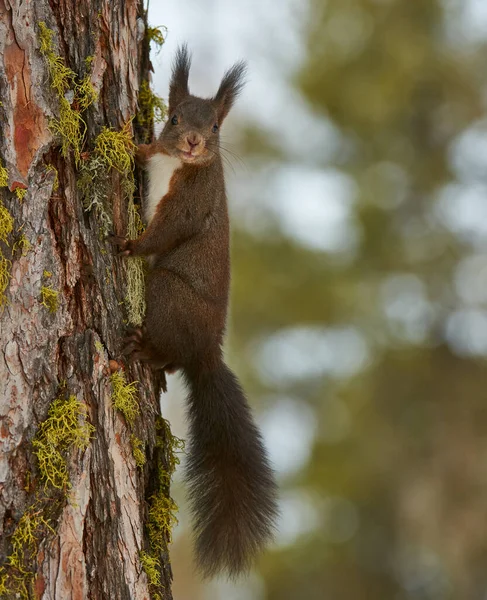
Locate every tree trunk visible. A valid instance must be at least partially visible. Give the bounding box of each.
[0,1,175,598]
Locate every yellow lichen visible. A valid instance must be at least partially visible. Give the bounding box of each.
[126,199,146,326]
[43,270,52,278]
[32,395,95,490]
[93,122,136,174]
[38,22,97,165]
[12,233,31,256]
[2,506,55,599]
[77,73,98,112]
[147,25,167,50]
[137,80,166,132]
[46,164,59,191]
[130,434,146,468]
[40,285,59,313]
[15,188,27,201]
[0,159,8,187]
[0,199,14,242]
[0,199,14,310]
[110,370,140,426]
[147,487,179,553]
[140,550,161,587]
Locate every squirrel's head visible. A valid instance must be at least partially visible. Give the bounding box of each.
[158,45,246,166]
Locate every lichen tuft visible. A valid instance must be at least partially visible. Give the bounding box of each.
[130,434,146,468]
[40,285,59,313]
[38,22,97,165]
[32,395,95,490]
[110,370,140,426]
[0,160,8,188]
[140,550,161,587]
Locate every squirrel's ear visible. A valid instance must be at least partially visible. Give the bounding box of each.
[213,61,247,123]
[169,44,191,109]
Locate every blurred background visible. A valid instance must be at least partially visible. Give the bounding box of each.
[148,1,487,598]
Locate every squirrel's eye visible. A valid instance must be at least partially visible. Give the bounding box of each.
[212,123,219,133]
[171,115,179,125]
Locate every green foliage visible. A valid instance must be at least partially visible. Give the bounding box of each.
[220,1,487,599]
[110,370,140,426]
[130,434,146,468]
[40,285,59,313]
[33,395,95,490]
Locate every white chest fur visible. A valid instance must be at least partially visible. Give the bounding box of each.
[145,153,182,224]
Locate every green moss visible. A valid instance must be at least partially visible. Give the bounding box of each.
[32,395,95,490]
[110,370,140,426]
[140,550,161,586]
[94,340,104,352]
[130,434,146,468]
[2,505,55,598]
[137,80,167,134]
[77,73,98,112]
[40,285,59,313]
[0,199,14,311]
[0,199,14,243]
[0,160,8,187]
[147,488,179,553]
[12,233,31,256]
[147,25,167,50]
[93,122,136,174]
[45,164,59,191]
[14,188,26,202]
[156,417,185,485]
[79,122,137,236]
[38,22,97,165]
[126,200,146,326]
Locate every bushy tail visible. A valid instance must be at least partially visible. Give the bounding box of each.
[183,356,278,578]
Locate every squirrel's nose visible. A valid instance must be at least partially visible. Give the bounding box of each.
[186,133,201,148]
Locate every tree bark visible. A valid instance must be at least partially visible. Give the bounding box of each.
[0,1,174,598]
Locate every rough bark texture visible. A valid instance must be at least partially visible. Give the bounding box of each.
[0,1,174,598]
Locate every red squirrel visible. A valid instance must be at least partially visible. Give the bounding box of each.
[113,46,278,578]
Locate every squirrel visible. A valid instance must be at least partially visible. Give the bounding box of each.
[112,45,278,578]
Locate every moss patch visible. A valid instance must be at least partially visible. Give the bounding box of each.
[130,434,146,468]
[33,395,95,490]
[137,80,166,139]
[147,25,167,50]
[110,370,140,426]
[1,505,55,599]
[39,22,97,165]
[0,159,8,187]
[40,285,59,313]
[0,198,14,311]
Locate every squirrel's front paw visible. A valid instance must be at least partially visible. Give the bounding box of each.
[109,234,133,257]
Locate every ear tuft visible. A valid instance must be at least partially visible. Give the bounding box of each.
[169,44,192,110]
[213,61,247,123]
